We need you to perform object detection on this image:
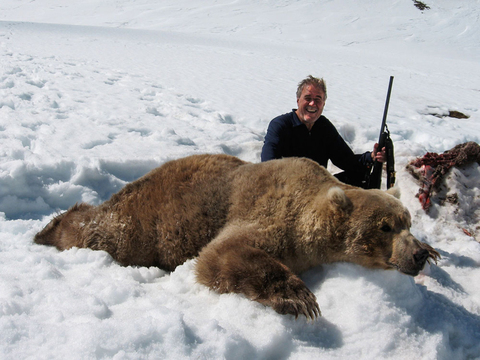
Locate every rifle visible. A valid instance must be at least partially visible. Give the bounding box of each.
[367,76,395,189]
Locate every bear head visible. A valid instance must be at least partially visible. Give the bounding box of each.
[326,186,440,276]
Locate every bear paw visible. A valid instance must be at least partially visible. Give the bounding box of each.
[268,276,321,320]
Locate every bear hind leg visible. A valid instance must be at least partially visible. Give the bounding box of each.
[34,203,93,250]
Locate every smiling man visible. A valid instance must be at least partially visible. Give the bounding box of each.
[261,75,385,187]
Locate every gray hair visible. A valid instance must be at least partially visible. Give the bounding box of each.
[296,75,327,100]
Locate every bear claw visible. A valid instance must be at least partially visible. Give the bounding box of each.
[269,281,321,320]
[275,296,321,320]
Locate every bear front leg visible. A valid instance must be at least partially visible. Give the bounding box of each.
[195,234,321,320]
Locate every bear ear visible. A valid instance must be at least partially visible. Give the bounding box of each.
[327,187,350,210]
[386,187,401,199]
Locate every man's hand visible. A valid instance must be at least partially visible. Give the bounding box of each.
[372,143,386,163]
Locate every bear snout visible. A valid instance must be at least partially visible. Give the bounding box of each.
[413,248,430,266]
[388,234,440,277]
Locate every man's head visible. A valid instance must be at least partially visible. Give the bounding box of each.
[295,76,327,129]
[296,75,327,100]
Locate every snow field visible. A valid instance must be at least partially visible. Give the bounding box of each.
[1,1,480,359]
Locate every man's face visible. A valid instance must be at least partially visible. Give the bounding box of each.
[296,85,326,127]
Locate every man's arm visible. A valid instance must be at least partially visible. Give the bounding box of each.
[327,127,367,171]
[261,119,284,162]
[356,150,374,166]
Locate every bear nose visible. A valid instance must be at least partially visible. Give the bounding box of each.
[413,248,429,265]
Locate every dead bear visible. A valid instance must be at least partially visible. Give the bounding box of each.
[34,154,440,319]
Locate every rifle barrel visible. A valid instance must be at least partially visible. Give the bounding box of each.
[378,76,394,143]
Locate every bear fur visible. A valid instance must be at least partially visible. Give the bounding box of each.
[34,154,440,319]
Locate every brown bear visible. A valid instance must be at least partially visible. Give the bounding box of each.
[34,154,440,319]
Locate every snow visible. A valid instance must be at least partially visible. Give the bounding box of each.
[1,0,480,358]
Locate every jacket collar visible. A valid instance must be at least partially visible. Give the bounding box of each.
[292,109,324,129]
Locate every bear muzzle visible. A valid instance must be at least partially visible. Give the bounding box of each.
[388,236,441,276]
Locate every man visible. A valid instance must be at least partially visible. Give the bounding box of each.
[261,75,386,187]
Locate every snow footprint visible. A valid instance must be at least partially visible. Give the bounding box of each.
[81,136,115,150]
[26,79,46,88]
[0,79,15,89]
[160,128,196,147]
[146,107,164,117]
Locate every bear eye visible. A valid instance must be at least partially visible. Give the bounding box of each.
[381,225,392,232]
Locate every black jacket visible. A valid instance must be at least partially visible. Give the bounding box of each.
[261,110,372,180]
